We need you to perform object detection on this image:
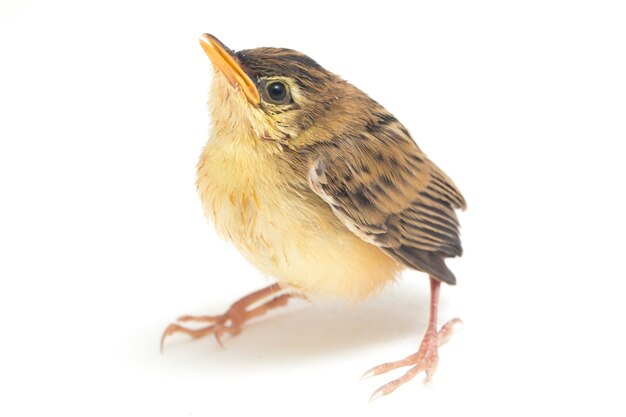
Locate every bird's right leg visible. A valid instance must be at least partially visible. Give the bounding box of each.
[361,277,463,400]
[160,283,301,351]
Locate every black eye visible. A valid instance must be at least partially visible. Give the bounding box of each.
[266,82,288,102]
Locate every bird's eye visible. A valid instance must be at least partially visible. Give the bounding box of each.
[266,82,288,103]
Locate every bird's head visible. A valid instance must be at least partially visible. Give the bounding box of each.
[200,34,367,150]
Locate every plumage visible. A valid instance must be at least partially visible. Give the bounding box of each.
[163,34,466,400]
[306,110,466,284]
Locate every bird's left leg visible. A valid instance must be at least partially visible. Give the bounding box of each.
[161,283,301,351]
[361,276,462,400]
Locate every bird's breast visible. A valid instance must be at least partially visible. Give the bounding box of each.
[196,134,401,299]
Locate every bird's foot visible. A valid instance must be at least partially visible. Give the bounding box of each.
[160,284,298,351]
[362,317,463,401]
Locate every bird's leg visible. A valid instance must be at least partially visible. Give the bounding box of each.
[161,283,300,351]
[362,277,463,401]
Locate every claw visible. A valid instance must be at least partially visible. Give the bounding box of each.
[160,284,297,352]
[369,387,386,402]
[360,369,376,381]
[213,330,225,349]
[363,317,460,400]
[160,322,218,353]
[160,324,173,353]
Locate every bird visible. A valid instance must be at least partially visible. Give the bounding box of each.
[161,33,466,401]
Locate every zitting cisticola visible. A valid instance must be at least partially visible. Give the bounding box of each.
[162,34,466,400]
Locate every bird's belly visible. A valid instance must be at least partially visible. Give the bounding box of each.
[222,197,399,299]
[197,144,400,299]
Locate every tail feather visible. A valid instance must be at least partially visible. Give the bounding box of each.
[384,246,457,285]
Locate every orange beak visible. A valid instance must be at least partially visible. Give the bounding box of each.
[199,34,260,105]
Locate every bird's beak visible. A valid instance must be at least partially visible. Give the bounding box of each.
[199,34,260,105]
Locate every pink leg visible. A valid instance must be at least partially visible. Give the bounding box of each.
[160,284,302,351]
[362,277,463,401]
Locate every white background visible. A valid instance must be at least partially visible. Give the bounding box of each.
[1,0,625,415]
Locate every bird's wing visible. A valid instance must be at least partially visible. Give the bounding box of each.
[307,129,466,284]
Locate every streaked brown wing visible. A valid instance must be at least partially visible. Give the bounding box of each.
[307,125,465,284]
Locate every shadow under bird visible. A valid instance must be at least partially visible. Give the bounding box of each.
[162,34,467,400]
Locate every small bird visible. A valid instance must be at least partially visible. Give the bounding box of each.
[162,34,466,400]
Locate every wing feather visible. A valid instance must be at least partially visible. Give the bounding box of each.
[306,115,465,284]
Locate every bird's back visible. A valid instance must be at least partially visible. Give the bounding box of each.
[297,85,466,284]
